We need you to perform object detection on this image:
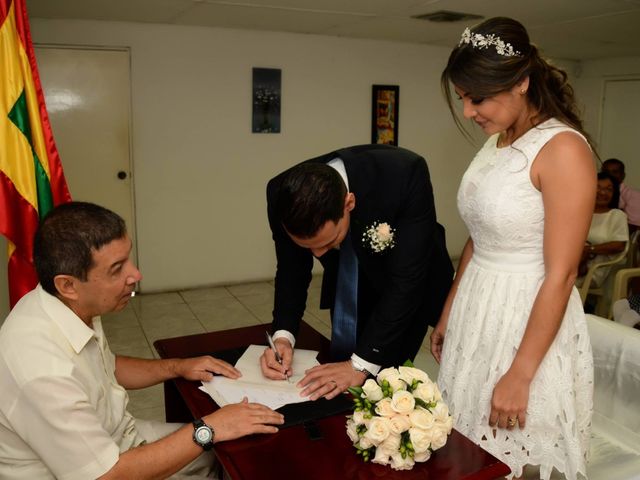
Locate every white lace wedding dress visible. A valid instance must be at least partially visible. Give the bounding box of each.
[438,118,593,480]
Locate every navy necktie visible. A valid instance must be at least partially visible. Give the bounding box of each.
[330,230,358,361]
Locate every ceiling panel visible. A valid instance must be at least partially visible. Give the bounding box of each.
[324,16,457,45]
[26,0,192,24]
[528,9,640,60]
[197,0,433,15]
[24,0,640,60]
[432,0,637,24]
[174,3,374,33]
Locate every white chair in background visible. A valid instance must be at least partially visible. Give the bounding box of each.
[578,241,629,317]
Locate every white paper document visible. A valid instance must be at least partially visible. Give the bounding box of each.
[200,344,320,410]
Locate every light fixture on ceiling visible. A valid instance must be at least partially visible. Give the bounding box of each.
[412,10,483,23]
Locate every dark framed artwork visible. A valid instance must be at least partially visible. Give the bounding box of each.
[252,67,281,133]
[371,85,399,146]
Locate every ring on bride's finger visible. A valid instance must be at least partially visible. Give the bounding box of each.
[328,380,337,389]
[507,417,517,427]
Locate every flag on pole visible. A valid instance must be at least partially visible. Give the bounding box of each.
[0,0,72,308]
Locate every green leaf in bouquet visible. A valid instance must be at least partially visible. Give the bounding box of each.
[414,397,437,411]
[347,386,364,397]
[402,359,415,368]
[356,445,375,462]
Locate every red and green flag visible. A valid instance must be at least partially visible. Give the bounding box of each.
[1,0,71,308]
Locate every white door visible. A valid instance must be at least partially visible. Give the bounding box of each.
[600,78,640,187]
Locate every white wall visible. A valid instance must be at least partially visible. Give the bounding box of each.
[572,56,640,186]
[4,19,609,317]
[20,19,479,294]
[0,18,607,319]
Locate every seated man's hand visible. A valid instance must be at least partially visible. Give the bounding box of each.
[298,361,367,401]
[259,338,293,380]
[174,356,241,382]
[206,398,284,442]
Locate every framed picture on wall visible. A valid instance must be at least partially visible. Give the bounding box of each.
[252,67,281,133]
[371,85,399,146]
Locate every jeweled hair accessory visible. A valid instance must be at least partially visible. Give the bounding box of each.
[459,27,521,57]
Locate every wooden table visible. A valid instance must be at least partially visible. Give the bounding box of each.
[154,322,511,480]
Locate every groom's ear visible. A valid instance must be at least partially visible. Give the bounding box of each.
[344,192,356,213]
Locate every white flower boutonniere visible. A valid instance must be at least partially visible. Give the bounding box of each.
[363,221,396,253]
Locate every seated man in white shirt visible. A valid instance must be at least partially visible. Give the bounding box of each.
[0,202,283,480]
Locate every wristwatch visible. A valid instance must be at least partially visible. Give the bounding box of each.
[192,418,215,451]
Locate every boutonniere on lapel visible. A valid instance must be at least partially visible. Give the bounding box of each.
[362,221,396,253]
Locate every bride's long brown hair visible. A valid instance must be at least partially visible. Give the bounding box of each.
[441,17,594,149]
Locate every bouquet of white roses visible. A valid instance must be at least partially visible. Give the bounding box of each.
[346,362,453,471]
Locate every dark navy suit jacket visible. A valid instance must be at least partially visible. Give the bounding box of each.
[267,144,454,368]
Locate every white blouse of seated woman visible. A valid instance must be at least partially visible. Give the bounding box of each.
[577,172,629,286]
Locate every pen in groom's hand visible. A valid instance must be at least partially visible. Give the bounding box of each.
[265,331,291,382]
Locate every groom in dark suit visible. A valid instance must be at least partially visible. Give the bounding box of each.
[260,144,453,399]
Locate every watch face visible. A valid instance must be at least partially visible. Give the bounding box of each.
[195,426,212,444]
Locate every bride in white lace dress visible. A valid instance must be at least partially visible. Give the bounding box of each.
[431,18,595,480]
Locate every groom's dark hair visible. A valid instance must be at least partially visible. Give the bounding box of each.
[276,162,347,238]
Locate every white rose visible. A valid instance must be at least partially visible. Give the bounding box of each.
[433,384,443,402]
[352,410,368,426]
[377,432,401,455]
[346,419,359,443]
[388,375,407,393]
[444,414,453,433]
[391,390,415,415]
[358,436,373,449]
[432,402,450,423]
[376,223,391,241]
[412,381,437,403]
[409,427,433,453]
[363,417,391,446]
[375,397,395,417]
[361,378,384,402]
[414,449,432,463]
[388,414,411,434]
[376,367,398,379]
[389,452,415,471]
[377,368,407,393]
[372,446,391,466]
[409,408,435,430]
[398,366,430,385]
[430,424,449,450]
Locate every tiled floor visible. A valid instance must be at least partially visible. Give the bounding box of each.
[103,275,440,422]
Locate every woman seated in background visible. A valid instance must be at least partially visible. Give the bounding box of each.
[577,171,629,287]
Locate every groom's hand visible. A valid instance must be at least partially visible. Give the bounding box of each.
[298,361,367,400]
[260,338,293,380]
